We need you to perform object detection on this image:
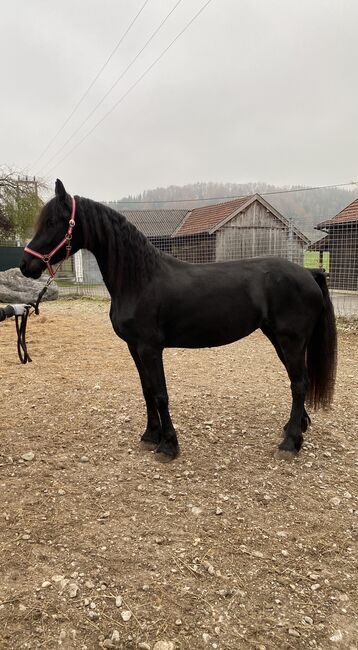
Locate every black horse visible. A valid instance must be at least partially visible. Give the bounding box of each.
[20,180,337,461]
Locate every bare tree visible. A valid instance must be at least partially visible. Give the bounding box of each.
[0,167,46,240]
[0,205,11,235]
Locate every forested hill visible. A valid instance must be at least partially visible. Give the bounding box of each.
[114,182,358,241]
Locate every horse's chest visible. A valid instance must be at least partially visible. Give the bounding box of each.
[111,316,137,343]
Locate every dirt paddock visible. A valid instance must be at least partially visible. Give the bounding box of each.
[0,300,357,650]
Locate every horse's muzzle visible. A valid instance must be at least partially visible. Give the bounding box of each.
[20,257,43,280]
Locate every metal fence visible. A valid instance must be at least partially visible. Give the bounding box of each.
[1,192,357,317]
[57,193,358,317]
[0,243,24,271]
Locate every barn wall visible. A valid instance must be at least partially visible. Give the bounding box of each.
[171,234,216,263]
[328,225,358,290]
[215,201,305,264]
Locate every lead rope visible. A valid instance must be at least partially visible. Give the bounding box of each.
[14,275,55,364]
[15,307,32,364]
[19,194,76,364]
[34,275,54,314]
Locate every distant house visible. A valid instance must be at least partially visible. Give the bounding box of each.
[308,198,358,290]
[74,195,309,283]
[171,194,309,264]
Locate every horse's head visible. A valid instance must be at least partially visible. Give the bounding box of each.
[20,179,78,279]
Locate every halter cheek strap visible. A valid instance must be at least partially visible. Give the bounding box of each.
[24,196,76,278]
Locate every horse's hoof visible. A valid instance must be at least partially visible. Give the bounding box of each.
[141,429,161,446]
[154,451,175,463]
[139,440,158,452]
[154,443,179,463]
[274,448,296,462]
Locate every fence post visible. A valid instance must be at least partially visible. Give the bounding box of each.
[287,219,293,262]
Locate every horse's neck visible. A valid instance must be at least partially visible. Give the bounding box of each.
[77,197,160,297]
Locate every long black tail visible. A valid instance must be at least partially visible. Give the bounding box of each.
[306,269,337,409]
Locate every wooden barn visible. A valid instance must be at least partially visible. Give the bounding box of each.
[74,195,309,283]
[171,194,309,264]
[308,198,358,291]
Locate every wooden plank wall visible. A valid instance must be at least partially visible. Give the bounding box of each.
[215,202,305,264]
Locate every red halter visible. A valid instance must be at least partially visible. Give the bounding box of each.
[24,196,76,278]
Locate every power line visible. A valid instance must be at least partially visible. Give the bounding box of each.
[263,182,358,196]
[43,0,214,177]
[30,0,151,171]
[103,181,358,204]
[39,0,184,175]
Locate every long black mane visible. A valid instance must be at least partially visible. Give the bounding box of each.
[78,198,162,292]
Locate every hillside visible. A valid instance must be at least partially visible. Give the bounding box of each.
[114,182,358,241]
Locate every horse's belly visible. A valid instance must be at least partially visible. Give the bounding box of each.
[164,309,259,349]
[166,331,246,348]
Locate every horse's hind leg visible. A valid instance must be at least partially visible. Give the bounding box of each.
[282,362,311,434]
[284,389,311,432]
[277,336,307,454]
[128,345,162,447]
[262,326,310,433]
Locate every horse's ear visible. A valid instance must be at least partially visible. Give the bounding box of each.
[55,179,67,202]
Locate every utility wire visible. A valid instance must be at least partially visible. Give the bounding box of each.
[39,0,184,175]
[43,0,214,177]
[30,0,151,171]
[103,181,358,204]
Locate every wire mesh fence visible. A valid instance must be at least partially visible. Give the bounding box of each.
[1,191,357,316]
[53,193,358,317]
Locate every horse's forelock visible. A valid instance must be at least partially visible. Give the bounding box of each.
[34,197,57,234]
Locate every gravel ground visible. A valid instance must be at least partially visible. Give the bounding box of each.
[0,300,357,650]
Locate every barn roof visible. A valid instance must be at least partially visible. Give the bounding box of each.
[317,197,358,229]
[103,195,309,244]
[307,234,330,251]
[173,195,252,236]
[172,193,310,244]
[122,209,188,238]
[105,204,188,237]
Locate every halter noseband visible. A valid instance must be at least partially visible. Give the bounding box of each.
[24,196,76,278]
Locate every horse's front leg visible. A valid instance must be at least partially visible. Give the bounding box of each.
[138,344,180,460]
[128,345,162,447]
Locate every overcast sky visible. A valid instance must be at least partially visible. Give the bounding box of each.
[1,0,358,200]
